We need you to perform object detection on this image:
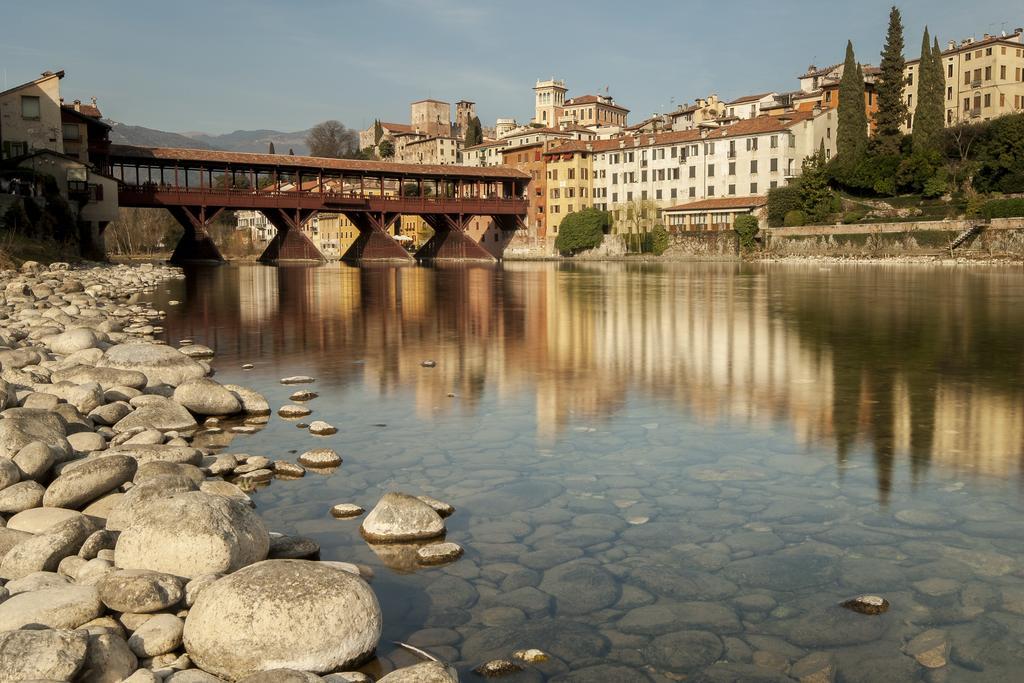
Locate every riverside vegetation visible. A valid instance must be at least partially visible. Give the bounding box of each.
[0,261,503,681]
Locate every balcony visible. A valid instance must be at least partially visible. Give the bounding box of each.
[970,108,982,118]
[972,80,982,89]
[727,150,737,159]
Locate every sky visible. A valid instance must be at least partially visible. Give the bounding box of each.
[2,0,1018,135]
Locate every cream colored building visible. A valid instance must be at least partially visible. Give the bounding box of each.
[561,94,629,128]
[410,99,452,137]
[725,93,779,120]
[396,135,463,165]
[533,79,568,126]
[666,95,728,130]
[0,70,64,159]
[542,142,594,239]
[903,28,1024,127]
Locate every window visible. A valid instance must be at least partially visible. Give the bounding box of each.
[770,180,778,189]
[964,72,972,85]
[611,173,618,185]
[985,47,992,56]
[750,160,758,174]
[708,164,715,177]
[964,97,970,111]
[907,95,913,108]
[567,168,575,180]
[984,93,991,107]
[974,68,982,82]
[907,71,914,86]
[611,192,618,203]
[689,187,696,198]
[770,158,778,172]
[750,183,758,194]
[641,191,648,200]
[728,162,736,176]
[707,186,715,196]
[656,189,662,200]
[1000,93,1006,107]
[62,123,80,141]
[770,135,778,149]
[689,166,696,178]
[948,63,954,77]
[746,137,758,151]
[965,52,972,61]
[947,86,953,100]
[1000,65,1006,80]
[671,188,677,199]
[671,147,677,158]
[20,96,40,119]
[985,66,992,81]
[641,170,647,182]
[728,184,736,195]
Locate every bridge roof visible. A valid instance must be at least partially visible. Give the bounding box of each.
[108,144,530,180]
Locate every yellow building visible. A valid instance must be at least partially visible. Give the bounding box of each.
[904,29,1024,127]
[542,141,594,240]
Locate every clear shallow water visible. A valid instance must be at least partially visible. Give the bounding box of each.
[155,262,1024,682]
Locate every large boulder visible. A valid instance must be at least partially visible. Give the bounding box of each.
[127,612,184,657]
[112,397,198,433]
[54,365,148,391]
[0,480,45,514]
[106,474,198,531]
[0,410,70,458]
[105,444,203,466]
[360,492,446,542]
[0,628,90,681]
[183,560,381,679]
[115,491,269,578]
[78,632,139,683]
[223,384,270,415]
[0,583,104,630]
[173,378,242,416]
[98,343,206,387]
[43,454,137,509]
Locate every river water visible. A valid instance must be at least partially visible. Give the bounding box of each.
[153,262,1024,682]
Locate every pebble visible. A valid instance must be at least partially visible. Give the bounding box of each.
[840,595,890,615]
[417,542,465,565]
[330,504,364,519]
[280,375,315,384]
[289,390,318,401]
[308,420,337,436]
[473,660,523,677]
[278,405,312,418]
[298,448,342,468]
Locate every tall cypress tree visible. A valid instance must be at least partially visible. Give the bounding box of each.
[268,141,276,155]
[874,6,908,155]
[837,40,869,166]
[912,27,943,154]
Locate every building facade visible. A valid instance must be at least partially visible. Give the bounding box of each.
[396,135,462,165]
[663,196,767,232]
[534,79,568,125]
[904,29,1024,127]
[410,99,452,137]
[561,94,629,128]
[542,143,594,240]
[0,70,65,159]
[502,142,547,245]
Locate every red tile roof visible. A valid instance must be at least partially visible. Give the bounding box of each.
[665,195,768,212]
[108,145,529,179]
[564,94,630,112]
[380,122,413,133]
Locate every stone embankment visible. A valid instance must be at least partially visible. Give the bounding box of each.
[0,261,472,681]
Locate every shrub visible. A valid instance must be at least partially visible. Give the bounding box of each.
[922,169,949,199]
[783,210,808,227]
[1,201,32,233]
[767,185,803,227]
[643,224,669,255]
[555,207,609,256]
[980,198,1024,219]
[733,214,759,250]
[842,211,864,224]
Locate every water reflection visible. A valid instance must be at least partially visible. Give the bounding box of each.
[164,262,1024,501]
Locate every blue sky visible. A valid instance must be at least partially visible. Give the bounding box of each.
[2,0,1017,134]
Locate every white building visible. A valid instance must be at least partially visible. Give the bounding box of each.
[724,92,780,120]
[590,109,836,214]
[235,210,275,243]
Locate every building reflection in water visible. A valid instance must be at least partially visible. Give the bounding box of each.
[166,262,1024,498]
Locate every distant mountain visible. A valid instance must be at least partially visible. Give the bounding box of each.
[107,120,312,156]
[184,129,311,156]
[108,121,214,150]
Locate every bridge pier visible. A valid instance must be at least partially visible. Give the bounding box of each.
[342,212,414,262]
[168,206,225,264]
[417,214,496,262]
[259,208,325,263]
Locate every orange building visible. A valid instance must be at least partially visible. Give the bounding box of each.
[502,141,547,245]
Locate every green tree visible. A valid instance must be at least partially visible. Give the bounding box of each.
[733,214,760,250]
[912,27,944,155]
[268,141,276,155]
[643,224,670,255]
[766,184,804,227]
[374,119,384,144]
[972,113,1024,192]
[874,6,908,155]
[799,144,836,222]
[306,120,358,158]
[555,207,609,256]
[378,139,395,159]
[464,116,483,146]
[837,40,869,167]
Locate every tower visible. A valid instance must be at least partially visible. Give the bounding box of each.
[455,100,476,138]
[533,79,567,126]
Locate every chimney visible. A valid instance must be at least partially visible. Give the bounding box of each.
[73,99,81,112]
[90,97,97,107]
[948,40,956,50]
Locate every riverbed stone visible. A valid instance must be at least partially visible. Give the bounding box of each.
[0,514,96,579]
[298,448,342,468]
[98,343,206,387]
[12,440,56,480]
[129,612,185,657]
[643,629,724,672]
[0,410,70,459]
[539,559,621,615]
[113,397,198,433]
[174,378,242,416]
[0,479,44,513]
[308,420,337,435]
[183,559,382,679]
[7,506,86,534]
[0,628,90,681]
[417,542,464,565]
[79,632,139,683]
[279,404,312,418]
[115,490,268,578]
[361,492,445,542]
[223,384,271,415]
[43,453,137,509]
[97,568,184,613]
[0,583,104,630]
[377,663,458,683]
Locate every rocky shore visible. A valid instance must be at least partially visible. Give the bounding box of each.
[0,262,476,681]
